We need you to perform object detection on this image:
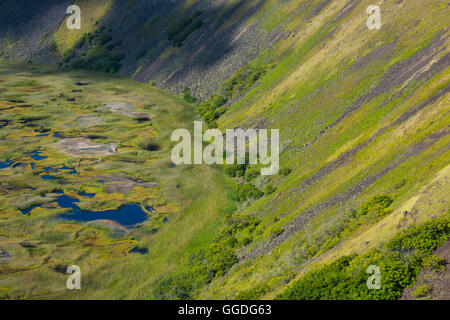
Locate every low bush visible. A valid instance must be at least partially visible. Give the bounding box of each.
[195,63,269,127]
[276,216,450,300]
[235,184,263,202]
[358,195,393,218]
[264,184,277,195]
[279,167,292,176]
[183,87,197,103]
[421,254,446,272]
[224,164,247,178]
[412,284,432,298]
[234,284,269,300]
[244,168,260,181]
[63,30,125,73]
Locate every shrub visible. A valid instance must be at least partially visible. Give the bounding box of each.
[224,164,247,178]
[244,168,260,181]
[62,48,76,63]
[234,285,269,300]
[358,195,393,218]
[279,167,292,176]
[183,87,197,103]
[264,184,277,195]
[276,216,450,300]
[94,33,112,45]
[196,94,228,128]
[49,39,58,54]
[195,63,269,125]
[63,31,124,73]
[235,184,263,202]
[413,284,432,298]
[240,236,252,246]
[421,254,446,272]
[221,65,266,99]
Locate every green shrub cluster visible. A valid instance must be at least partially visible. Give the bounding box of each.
[244,168,260,181]
[167,11,203,47]
[222,155,268,202]
[183,87,197,103]
[279,167,292,176]
[196,64,268,128]
[234,284,269,300]
[196,94,227,128]
[221,65,266,99]
[421,254,446,272]
[62,30,125,73]
[152,213,260,299]
[412,284,432,298]
[264,184,277,195]
[222,154,273,202]
[224,163,248,178]
[358,195,393,218]
[276,216,450,300]
[234,183,263,202]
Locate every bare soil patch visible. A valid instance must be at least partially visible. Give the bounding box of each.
[55,138,117,157]
[104,101,151,120]
[0,250,12,260]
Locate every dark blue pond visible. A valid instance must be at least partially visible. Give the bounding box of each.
[130,247,148,254]
[1,151,77,179]
[0,160,12,169]
[80,191,95,198]
[31,152,47,161]
[44,165,77,175]
[61,165,77,174]
[57,195,149,228]
[21,204,41,215]
[41,175,56,180]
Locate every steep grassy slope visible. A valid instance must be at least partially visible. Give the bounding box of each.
[186,0,449,299]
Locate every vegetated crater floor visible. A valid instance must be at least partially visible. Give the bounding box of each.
[0,63,232,299]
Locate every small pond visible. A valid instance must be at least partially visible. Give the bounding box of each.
[56,194,150,228]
